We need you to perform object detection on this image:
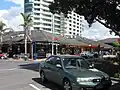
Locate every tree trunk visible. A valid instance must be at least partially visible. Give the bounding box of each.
[0,35,2,44]
[31,43,33,60]
[25,35,27,55]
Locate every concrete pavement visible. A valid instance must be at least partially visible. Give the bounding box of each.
[0,59,120,90]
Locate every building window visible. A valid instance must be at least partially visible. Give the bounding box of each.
[34,17,40,20]
[43,14,51,17]
[43,28,51,31]
[73,33,75,35]
[34,3,40,6]
[43,23,51,26]
[77,19,79,21]
[34,8,40,11]
[80,20,82,22]
[69,32,72,34]
[77,30,79,32]
[42,4,48,7]
[73,21,76,24]
[42,18,51,22]
[55,16,60,19]
[73,25,75,27]
[34,13,40,15]
[43,9,49,12]
[55,25,60,28]
[69,28,72,30]
[54,20,60,23]
[73,18,76,20]
[77,26,79,28]
[69,16,72,18]
[80,17,82,19]
[77,23,79,25]
[73,14,76,16]
[34,27,40,30]
[25,4,33,7]
[73,29,75,31]
[69,20,72,22]
[34,22,40,25]
[25,8,32,13]
[35,0,40,1]
[77,33,79,36]
[69,24,71,26]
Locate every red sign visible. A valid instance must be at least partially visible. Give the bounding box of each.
[118,38,120,43]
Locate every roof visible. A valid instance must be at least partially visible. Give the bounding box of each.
[98,38,119,44]
[51,55,82,58]
[58,37,88,46]
[76,36,113,48]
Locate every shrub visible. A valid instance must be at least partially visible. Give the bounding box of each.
[114,73,120,78]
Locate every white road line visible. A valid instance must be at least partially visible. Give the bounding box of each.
[29,84,41,90]
[0,68,17,71]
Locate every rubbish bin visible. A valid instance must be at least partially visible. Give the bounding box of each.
[24,55,28,61]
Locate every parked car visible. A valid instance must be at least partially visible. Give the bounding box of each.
[80,51,95,58]
[39,55,111,90]
[0,53,8,59]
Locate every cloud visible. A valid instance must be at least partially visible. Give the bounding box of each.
[0,6,24,31]
[5,0,24,7]
[82,20,119,40]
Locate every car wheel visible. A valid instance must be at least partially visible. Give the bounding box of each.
[40,71,46,82]
[103,87,110,90]
[63,79,72,90]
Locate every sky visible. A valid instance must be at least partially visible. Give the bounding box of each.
[0,0,119,40]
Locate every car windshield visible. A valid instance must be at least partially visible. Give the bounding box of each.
[63,58,91,69]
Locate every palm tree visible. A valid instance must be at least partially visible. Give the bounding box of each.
[0,21,13,53]
[0,21,13,44]
[20,13,33,56]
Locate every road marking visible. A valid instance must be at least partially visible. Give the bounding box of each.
[29,84,41,90]
[0,68,17,71]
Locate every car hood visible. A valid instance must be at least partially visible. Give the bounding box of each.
[66,68,108,78]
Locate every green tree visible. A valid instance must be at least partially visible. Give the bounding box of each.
[0,21,12,43]
[20,13,33,55]
[49,0,120,36]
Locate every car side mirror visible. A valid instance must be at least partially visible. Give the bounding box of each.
[56,64,62,69]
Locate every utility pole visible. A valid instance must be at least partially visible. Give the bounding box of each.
[52,14,55,55]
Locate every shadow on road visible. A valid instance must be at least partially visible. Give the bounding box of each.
[110,83,120,90]
[18,62,40,72]
[94,61,119,77]
[32,78,62,90]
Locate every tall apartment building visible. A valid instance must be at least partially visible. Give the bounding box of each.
[65,12,85,38]
[24,0,61,34]
[24,0,85,37]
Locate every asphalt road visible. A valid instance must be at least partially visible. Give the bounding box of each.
[0,59,120,90]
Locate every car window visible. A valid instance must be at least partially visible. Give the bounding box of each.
[46,56,61,66]
[63,57,90,69]
[80,60,90,69]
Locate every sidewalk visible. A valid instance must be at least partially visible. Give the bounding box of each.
[8,58,46,62]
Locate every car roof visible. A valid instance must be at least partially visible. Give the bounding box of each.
[50,54,81,58]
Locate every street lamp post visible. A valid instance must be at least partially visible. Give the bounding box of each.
[52,14,55,55]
